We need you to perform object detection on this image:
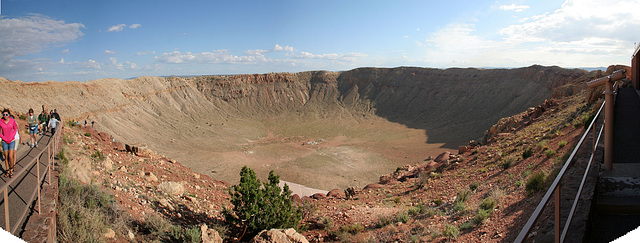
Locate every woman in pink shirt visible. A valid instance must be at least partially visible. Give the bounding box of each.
[1,109,18,178]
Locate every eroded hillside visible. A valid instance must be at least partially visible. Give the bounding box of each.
[0,65,588,189]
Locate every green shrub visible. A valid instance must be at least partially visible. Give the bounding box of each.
[407,204,426,216]
[456,189,471,203]
[223,166,302,240]
[396,211,410,223]
[545,149,556,158]
[459,221,474,230]
[522,147,534,159]
[479,197,497,211]
[453,201,466,213]
[558,140,568,149]
[469,181,480,191]
[472,209,491,225]
[91,150,104,161]
[320,216,333,229]
[526,172,547,193]
[376,215,393,228]
[84,132,91,137]
[19,114,27,120]
[339,223,364,235]
[432,198,443,206]
[501,156,516,170]
[56,150,69,166]
[442,224,459,240]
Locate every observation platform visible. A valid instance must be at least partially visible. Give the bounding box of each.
[591,87,640,242]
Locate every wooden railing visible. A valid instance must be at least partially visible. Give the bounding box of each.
[515,71,625,242]
[0,124,62,241]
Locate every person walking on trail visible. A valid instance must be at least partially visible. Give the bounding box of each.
[0,109,18,178]
[38,110,48,135]
[48,116,60,135]
[27,108,39,147]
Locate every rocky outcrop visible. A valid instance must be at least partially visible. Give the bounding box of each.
[201,224,223,243]
[250,228,309,243]
[158,181,185,196]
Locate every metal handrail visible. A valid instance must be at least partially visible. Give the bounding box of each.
[0,123,62,236]
[515,100,605,242]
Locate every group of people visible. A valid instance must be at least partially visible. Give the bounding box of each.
[0,106,60,178]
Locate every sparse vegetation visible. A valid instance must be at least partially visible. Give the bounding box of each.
[456,189,471,203]
[442,224,459,240]
[84,132,92,137]
[526,172,547,193]
[396,211,410,223]
[469,181,480,191]
[472,209,491,225]
[522,147,534,159]
[558,140,568,148]
[545,149,557,158]
[479,197,497,211]
[501,156,516,169]
[58,152,128,242]
[91,150,105,161]
[339,222,364,235]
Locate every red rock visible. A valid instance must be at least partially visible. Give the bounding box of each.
[458,146,469,154]
[311,193,326,200]
[434,151,451,163]
[363,183,383,190]
[327,189,345,198]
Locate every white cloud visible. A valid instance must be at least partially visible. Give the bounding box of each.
[155,50,268,64]
[104,50,116,55]
[136,50,156,56]
[244,44,295,56]
[0,15,84,75]
[292,51,367,61]
[59,58,64,64]
[498,0,639,62]
[129,24,141,29]
[499,4,530,12]
[106,24,126,32]
[73,59,101,70]
[418,0,640,68]
[61,49,70,53]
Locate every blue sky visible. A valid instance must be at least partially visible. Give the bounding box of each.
[1,0,638,82]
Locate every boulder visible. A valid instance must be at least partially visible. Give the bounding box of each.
[113,142,125,151]
[458,146,469,154]
[311,193,326,200]
[69,156,92,184]
[103,228,115,239]
[250,228,309,243]
[326,189,345,199]
[97,132,111,142]
[158,182,185,196]
[102,157,114,171]
[363,183,383,190]
[201,224,223,243]
[144,171,158,182]
[135,145,154,157]
[434,151,451,163]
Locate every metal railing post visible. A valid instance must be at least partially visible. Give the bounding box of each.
[37,157,41,214]
[604,82,614,170]
[555,185,561,243]
[4,188,9,231]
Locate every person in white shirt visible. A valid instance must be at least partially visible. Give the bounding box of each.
[48,117,60,135]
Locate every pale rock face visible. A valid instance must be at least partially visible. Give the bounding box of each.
[158,181,185,195]
[250,228,309,243]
